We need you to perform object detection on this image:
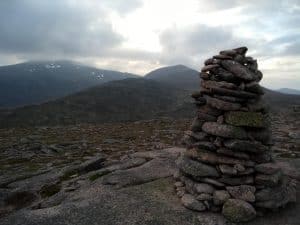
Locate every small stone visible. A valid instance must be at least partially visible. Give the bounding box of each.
[198,104,223,117]
[233,46,248,55]
[213,54,233,59]
[255,172,282,187]
[255,163,281,175]
[197,193,213,201]
[202,122,248,140]
[186,148,255,167]
[222,199,256,222]
[224,111,267,128]
[201,80,238,90]
[213,190,230,205]
[217,115,224,124]
[226,185,256,202]
[181,194,206,211]
[192,141,216,151]
[189,131,209,141]
[194,182,215,194]
[198,112,217,122]
[219,176,254,186]
[234,164,245,172]
[223,139,269,153]
[205,96,241,111]
[220,49,237,56]
[245,82,264,94]
[200,178,225,187]
[219,164,237,175]
[213,137,223,147]
[177,156,219,179]
[217,148,250,160]
[200,72,210,80]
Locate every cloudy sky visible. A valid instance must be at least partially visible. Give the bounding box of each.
[0,0,299,89]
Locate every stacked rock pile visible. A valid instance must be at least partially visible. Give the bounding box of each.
[174,47,297,223]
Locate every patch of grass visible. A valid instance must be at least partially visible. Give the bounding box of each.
[39,183,61,198]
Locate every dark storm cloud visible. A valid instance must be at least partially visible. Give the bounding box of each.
[0,0,141,59]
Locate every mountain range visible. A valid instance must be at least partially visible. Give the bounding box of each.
[0,61,299,127]
[0,60,137,108]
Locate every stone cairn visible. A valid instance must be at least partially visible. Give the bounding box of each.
[174,47,297,223]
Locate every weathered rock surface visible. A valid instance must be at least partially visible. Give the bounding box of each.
[222,198,256,222]
[226,185,256,202]
[181,194,206,211]
[202,122,248,139]
[224,111,267,128]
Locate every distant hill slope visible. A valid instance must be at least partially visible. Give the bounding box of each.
[0,61,138,108]
[145,65,199,91]
[0,78,194,127]
[277,88,300,95]
[263,88,300,110]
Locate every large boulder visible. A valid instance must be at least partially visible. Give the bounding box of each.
[222,199,256,222]
[224,111,267,128]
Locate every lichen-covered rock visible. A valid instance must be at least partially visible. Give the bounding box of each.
[226,185,256,202]
[177,156,219,178]
[181,194,206,211]
[202,122,248,139]
[222,199,256,222]
[224,111,267,128]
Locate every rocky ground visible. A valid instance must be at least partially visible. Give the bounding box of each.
[0,110,299,224]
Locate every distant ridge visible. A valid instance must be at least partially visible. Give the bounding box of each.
[0,60,138,108]
[277,88,300,95]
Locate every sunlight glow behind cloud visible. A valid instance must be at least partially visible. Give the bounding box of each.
[0,0,299,89]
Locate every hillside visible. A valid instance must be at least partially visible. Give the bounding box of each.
[145,65,199,91]
[0,61,138,108]
[0,78,194,127]
[277,88,300,95]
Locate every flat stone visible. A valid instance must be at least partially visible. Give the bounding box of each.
[200,178,225,187]
[204,58,220,65]
[200,72,210,80]
[205,96,241,111]
[220,49,237,56]
[202,122,248,139]
[201,80,238,90]
[255,163,281,175]
[186,148,255,167]
[233,46,248,55]
[226,185,256,202]
[223,139,269,153]
[255,172,282,187]
[219,164,237,175]
[203,86,258,99]
[189,131,209,141]
[197,112,217,122]
[219,175,254,185]
[213,54,233,59]
[221,60,257,81]
[214,95,246,103]
[224,111,267,128]
[181,194,206,211]
[213,190,230,205]
[255,176,297,209]
[217,148,250,160]
[222,199,256,222]
[192,141,216,151]
[177,156,219,179]
[198,105,223,117]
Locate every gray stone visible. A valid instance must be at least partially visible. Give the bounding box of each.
[217,148,250,160]
[205,96,241,111]
[191,117,204,132]
[224,111,267,128]
[192,141,216,151]
[255,172,282,187]
[201,80,238,90]
[255,163,281,175]
[177,156,219,178]
[186,148,255,167]
[223,139,269,153]
[198,104,223,117]
[200,178,225,187]
[226,185,256,202]
[213,190,230,205]
[221,60,257,81]
[255,176,297,209]
[181,194,206,211]
[219,175,254,186]
[202,122,248,139]
[222,199,256,222]
[201,64,220,72]
[219,164,237,175]
[196,193,213,201]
